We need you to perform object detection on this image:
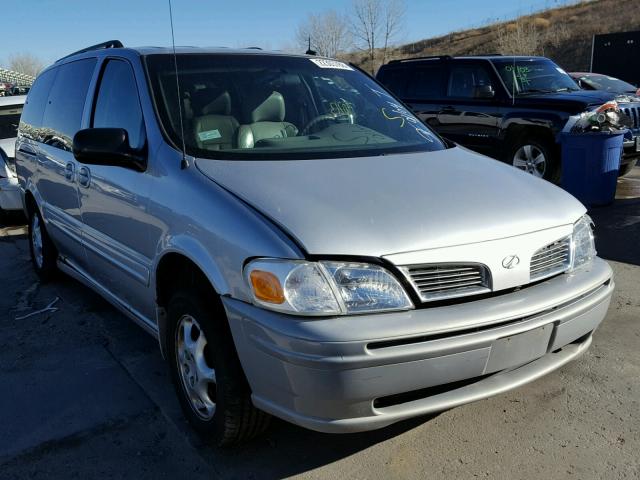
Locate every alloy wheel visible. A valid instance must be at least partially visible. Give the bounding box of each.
[513,144,546,178]
[175,314,217,420]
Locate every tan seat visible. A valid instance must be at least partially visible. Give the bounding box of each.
[193,90,239,150]
[237,91,298,148]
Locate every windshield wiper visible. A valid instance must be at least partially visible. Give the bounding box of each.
[517,88,555,95]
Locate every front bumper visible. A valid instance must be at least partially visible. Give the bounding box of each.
[0,175,22,211]
[224,258,613,433]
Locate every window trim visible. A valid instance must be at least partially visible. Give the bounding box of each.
[89,56,148,165]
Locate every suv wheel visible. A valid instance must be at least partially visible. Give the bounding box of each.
[28,207,58,281]
[508,138,560,183]
[166,289,270,446]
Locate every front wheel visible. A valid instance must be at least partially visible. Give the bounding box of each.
[166,290,270,446]
[507,138,560,183]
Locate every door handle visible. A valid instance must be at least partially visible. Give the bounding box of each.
[64,162,75,182]
[78,166,91,188]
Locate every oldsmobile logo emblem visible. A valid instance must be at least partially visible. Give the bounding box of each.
[502,255,520,269]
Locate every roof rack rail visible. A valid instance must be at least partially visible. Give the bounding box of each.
[389,55,452,64]
[56,40,124,63]
[245,46,262,50]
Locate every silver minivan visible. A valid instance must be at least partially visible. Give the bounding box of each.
[16,42,614,446]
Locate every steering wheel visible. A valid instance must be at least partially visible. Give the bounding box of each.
[300,113,354,135]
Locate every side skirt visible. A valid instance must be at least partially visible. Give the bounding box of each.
[57,257,159,338]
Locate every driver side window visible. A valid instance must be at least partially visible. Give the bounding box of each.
[92,59,146,150]
[447,64,494,99]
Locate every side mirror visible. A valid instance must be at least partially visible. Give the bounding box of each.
[73,128,145,171]
[473,84,495,99]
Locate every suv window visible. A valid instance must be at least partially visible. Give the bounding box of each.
[404,64,445,99]
[447,64,494,98]
[492,58,580,96]
[19,68,57,139]
[92,59,145,150]
[42,58,96,151]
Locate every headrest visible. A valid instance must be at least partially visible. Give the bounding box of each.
[251,91,285,123]
[192,89,231,116]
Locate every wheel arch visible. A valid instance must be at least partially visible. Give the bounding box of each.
[153,246,230,358]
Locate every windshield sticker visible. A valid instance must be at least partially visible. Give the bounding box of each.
[329,99,355,116]
[505,64,531,87]
[310,58,353,70]
[198,129,222,141]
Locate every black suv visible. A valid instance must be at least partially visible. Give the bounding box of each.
[377,55,640,181]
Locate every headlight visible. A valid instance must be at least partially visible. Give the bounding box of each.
[245,259,413,316]
[570,215,596,270]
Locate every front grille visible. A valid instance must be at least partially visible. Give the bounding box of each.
[530,236,571,281]
[621,104,640,130]
[402,263,491,302]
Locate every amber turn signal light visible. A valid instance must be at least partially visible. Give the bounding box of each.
[249,270,285,304]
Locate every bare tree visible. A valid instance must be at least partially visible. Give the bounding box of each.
[8,53,44,77]
[351,0,382,73]
[494,20,542,56]
[296,10,351,58]
[351,0,406,74]
[381,0,406,65]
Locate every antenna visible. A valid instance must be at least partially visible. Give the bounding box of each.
[168,0,188,169]
[305,36,317,56]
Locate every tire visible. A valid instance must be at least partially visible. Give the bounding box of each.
[166,289,270,446]
[28,207,58,281]
[506,136,560,183]
[618,160,637,177]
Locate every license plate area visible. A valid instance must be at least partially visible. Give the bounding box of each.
[485,324,553,374]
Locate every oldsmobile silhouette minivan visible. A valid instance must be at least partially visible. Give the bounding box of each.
[15,41,614,446]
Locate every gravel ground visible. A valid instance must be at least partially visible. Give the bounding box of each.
[0,169,639,479]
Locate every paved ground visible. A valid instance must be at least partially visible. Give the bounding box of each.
[1,169,639,479]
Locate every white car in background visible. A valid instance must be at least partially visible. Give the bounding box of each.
[0,95,25,214]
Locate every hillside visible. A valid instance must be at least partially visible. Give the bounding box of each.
[348,0,640,73]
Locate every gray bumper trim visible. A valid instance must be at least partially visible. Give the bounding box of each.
[252,334,591,433]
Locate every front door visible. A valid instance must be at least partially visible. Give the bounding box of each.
[77,58,156,324]
[436,62,503,156]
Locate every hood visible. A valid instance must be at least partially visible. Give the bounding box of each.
[195,147,585,257]
[516,90,616,112]
[0,138,16,159]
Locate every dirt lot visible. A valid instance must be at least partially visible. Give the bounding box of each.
[1,170,639,480]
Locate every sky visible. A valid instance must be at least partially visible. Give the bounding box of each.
[2,0,573,67]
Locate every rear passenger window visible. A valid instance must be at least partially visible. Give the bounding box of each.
[42,58,96,151]
[19,68,58,139]
[447,64,494,98]
[405,65,446,99]
[92,60,145,150]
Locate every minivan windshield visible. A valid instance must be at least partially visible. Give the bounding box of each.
[145,53,446,160]
[492,58,580,96]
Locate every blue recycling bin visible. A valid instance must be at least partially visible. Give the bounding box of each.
[560,131,624,206]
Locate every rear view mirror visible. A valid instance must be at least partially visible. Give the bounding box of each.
[73,128,146,171]
[473,85,495,99]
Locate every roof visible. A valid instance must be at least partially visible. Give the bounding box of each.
[0,95,26,107]
[384,55,549,66]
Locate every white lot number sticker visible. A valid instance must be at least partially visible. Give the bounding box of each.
[198,129,222,141]
[310,58,353,71]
